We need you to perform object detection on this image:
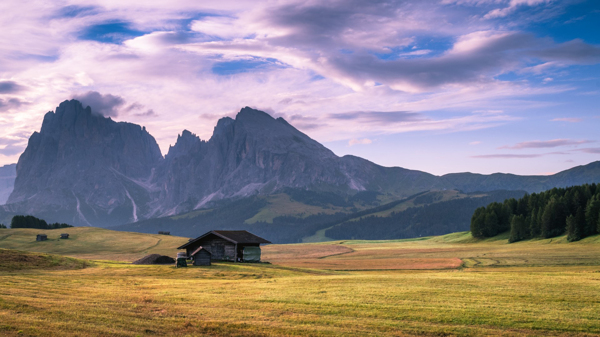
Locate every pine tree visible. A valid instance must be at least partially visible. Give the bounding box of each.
[509,215,528,243]
[541,198,567,238]
[470,207,486,238]
[585,196,600,236]
[484,212,499,237]
[566,215,579,242]
[529,208,539,238]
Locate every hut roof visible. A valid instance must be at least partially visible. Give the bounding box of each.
[190,246,210,256]
[178,230,271,249]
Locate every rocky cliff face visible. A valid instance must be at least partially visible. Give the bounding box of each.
[7,100,162,226]
[6,100,600,228]
[153,107,354,214]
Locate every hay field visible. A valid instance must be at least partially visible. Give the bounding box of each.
[0,227,188,261]
[1,228,600,336]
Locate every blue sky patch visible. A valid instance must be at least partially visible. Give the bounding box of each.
[78,22,147,44]
[212,58,286,75]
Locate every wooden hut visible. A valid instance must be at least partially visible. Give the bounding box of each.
[190,246,211,266]
[36,234,47,241]
[60,233,69,239]
[177,230,271,262]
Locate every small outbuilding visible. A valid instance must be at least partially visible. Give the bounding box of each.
[178,230,271,262]
[158,231,171,235]
[190,246,211,266]
[60,233,69,239]
[36,234,47,241]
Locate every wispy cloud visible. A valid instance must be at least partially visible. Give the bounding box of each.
[551,117,582,123]
[484,0,552,19]
[0,98,28,112]
[348,138,373,146]
[472,154,543,159]
[500,139,594,149]
[472,151,568,159]
[578,148,600,154]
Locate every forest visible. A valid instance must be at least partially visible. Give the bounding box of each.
[471,184,600,242]
[10,215,73,229]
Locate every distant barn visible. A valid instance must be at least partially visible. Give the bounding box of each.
[178,230,270,262]
[36,234,47,241]
[60,233,69,239]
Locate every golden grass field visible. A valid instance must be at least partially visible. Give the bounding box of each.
[1,228,600,336]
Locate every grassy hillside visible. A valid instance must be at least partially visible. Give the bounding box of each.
[244,193,352,224]
[114,189,528,243]
[0,248,90,271]
[0,227,189,261]
[1,230,600,336]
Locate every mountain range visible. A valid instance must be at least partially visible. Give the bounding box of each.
[1,99,599,241]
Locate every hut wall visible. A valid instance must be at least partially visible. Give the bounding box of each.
[193,250,211,266]
[186,236,236,261]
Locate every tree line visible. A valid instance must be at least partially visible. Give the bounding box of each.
[10,215,73,229]
[471,184,600,242]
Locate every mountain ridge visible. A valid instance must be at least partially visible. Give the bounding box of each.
[2,99,600,231]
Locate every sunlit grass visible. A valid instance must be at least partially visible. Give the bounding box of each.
[1,229,600,335]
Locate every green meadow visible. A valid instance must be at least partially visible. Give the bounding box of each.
[1,228,600,336]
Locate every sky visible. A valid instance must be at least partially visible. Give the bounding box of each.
[0,0,599,176]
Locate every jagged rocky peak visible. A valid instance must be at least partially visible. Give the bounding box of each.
[7,99,164,226]
[167,130,202,158]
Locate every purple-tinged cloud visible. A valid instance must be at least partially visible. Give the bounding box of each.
[531,39,600,64]
[472,151,569,159]
[328,111,424,124]
[551,118,582,123]
[348,138,373,146]
[73,91,125,117]
[134,109,157,117]
[0,136,26,156]
[578,148,600,154]
[472,154,543,158]
[0,98,27,112]
[500,139,594,149]
[0,81,25,94]
[484,0,552,19]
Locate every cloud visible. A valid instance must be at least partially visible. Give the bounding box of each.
[134,109,157,117]
[72,91,126,117]
[328,111,424,124]
[531,39,600,65]
[472,151,568,159]
[0,136,27,156]
[0,81,25,94]
[500,139,594,149]
[469,141,482,145]
[578,148,600,154]
[551,117,581,123]
[348,138,373,146]
[0,144,25,156]
[484,0,551,19]
[0,98,27,112]
[472,154,543,158]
